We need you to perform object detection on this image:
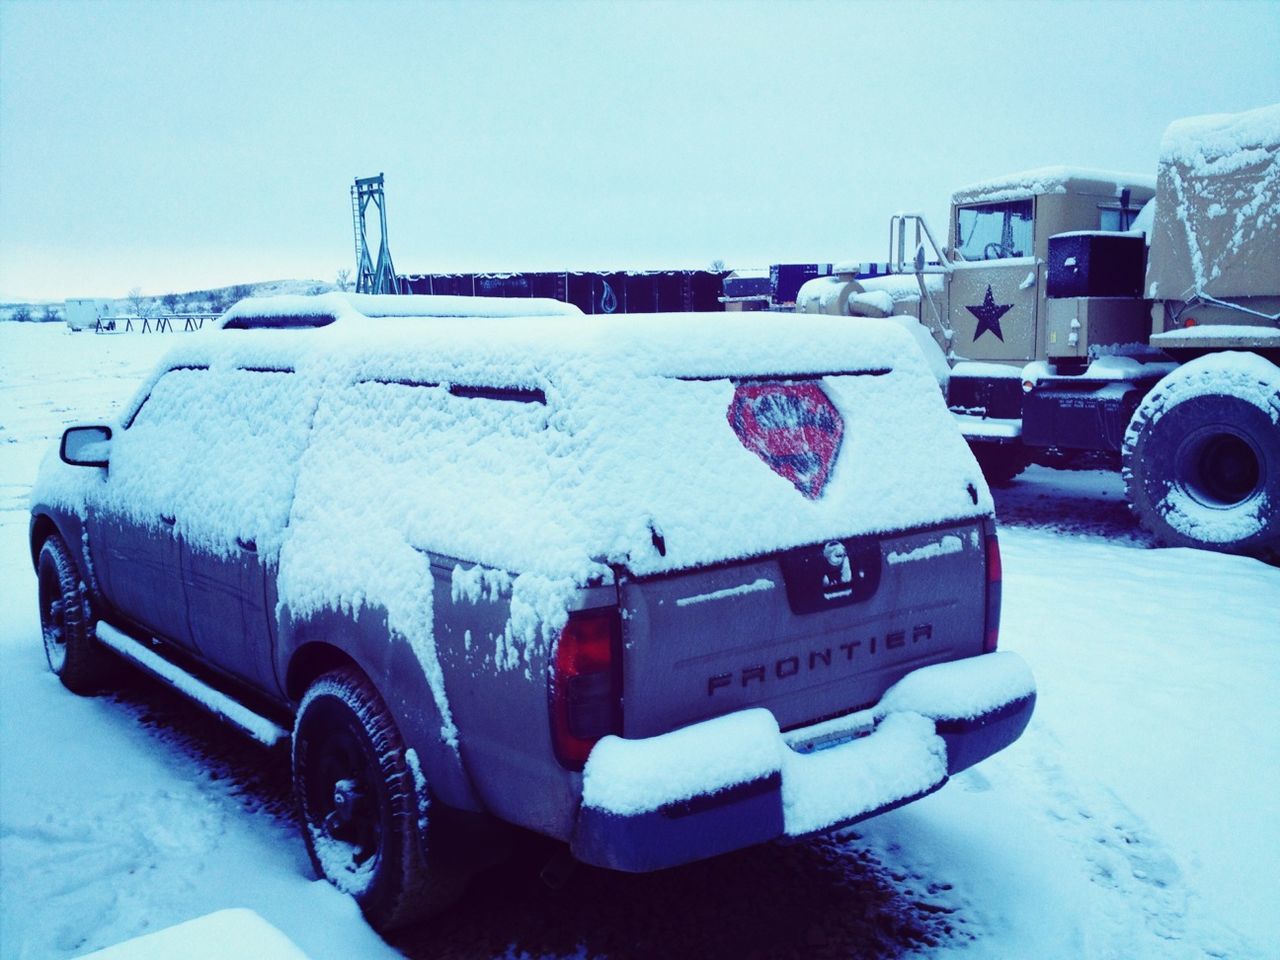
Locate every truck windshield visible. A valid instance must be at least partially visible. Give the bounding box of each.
[955,200,1033,260]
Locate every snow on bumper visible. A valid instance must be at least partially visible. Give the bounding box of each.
[572,652,1035,872]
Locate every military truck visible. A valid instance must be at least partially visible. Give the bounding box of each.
[799,103,1280,559]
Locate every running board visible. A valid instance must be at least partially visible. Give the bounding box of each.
[96,622,288,747]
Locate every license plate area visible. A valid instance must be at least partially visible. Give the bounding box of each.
[787,716,876,755]
[778,536,882,614]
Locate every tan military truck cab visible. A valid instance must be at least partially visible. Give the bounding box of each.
[799,104,1280,559]
[947,169,1156,365]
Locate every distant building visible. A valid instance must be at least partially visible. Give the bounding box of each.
[720,270,772,312]
[399,270,727,314]
[64,298,116,331]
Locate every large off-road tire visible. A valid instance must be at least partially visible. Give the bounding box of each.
[1123,352,1280,559]
[970,441,1030,487]
[37,534,112,695]
[292,668,462,931]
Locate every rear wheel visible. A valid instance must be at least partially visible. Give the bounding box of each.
[1123,353,1280,559]
[37,534,112,694]
[292,668,462,930]
[970,441,1030,487]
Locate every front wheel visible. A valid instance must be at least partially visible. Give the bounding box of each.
[292,668,462,931]
[1123,353,1280,559]
[37,534,112,694]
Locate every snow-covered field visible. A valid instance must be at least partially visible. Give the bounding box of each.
[1,321,1276,960]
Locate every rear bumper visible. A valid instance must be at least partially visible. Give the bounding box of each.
[571,651,1034,872]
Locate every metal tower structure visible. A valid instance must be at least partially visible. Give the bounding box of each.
[351,173,401,294]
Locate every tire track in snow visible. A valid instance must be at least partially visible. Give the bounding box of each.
[1013,726,1256,959]
[1,791,228,956]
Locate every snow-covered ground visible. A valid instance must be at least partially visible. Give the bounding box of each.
[1,321,1276,959]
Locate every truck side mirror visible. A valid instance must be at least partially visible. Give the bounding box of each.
[61,425,112,467]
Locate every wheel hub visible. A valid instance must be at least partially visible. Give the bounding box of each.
[48,598,65,633]
[39,569,69,671]
[1180,428,1263,508]
[328,777,364,831]
[310,737,380,866]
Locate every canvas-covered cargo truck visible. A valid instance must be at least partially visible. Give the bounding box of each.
[799,103,1280,559]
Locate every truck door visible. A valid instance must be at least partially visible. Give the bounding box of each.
[86,367,208,648]
[178,368,320,695]
[89,516,188,645]
[949,199,1040,362]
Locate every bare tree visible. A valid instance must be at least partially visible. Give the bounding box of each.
[709,258,727,273]
[127,287,154,317]
[229,283,253,305]
[335,268,352,291]
[161,292,181,313]
[207,289,228,313]
[40,304,62,323]
[11,304,32,322]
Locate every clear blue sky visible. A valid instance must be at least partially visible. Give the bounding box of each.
[1,0,1277,300]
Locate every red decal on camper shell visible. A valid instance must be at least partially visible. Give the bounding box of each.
[727,381,844,499]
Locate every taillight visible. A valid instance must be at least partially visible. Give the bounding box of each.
[549,607,622,770]
[984,529,1002,653]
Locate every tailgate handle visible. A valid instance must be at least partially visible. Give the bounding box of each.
[778,537,882,614]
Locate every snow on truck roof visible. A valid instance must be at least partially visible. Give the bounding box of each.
[166,304,982,576]
[204,295,916,381]
[37,295,988,677]
[219,291,581,328]
[1146,103,1279,301]
[1160,102,1280,173]
[1167,104,1274,165]
[35,297,988,678]
[952,166,1156,205]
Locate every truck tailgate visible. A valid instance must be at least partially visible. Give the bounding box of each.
[619,519,988,739]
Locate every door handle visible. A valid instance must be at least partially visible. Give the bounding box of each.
[236,536,257,553]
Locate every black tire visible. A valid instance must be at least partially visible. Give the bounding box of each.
[1123,354,1280,559]
[292,668,462,931]
[970,441,1030,487]
[37,534,112,695]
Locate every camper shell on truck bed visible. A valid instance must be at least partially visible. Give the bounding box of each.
[31,293,1034,930]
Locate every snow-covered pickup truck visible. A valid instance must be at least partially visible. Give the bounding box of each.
[30,293,1035,931]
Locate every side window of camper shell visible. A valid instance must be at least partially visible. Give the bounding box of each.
[123,366,210,429]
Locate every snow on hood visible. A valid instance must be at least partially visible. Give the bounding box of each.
[952,166,1155,205]
[855,272,945,303]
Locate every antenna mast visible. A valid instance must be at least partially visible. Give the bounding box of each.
[351,173,401,294]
